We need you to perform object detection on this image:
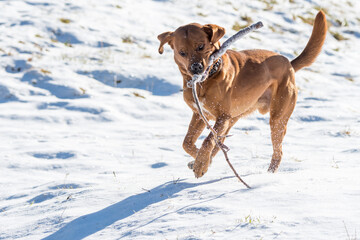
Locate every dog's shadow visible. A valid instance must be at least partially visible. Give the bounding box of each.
[43,176,247,240]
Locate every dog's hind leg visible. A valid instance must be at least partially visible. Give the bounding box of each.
[268,73,297,172]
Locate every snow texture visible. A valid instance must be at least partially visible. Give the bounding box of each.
[0,0,359,239]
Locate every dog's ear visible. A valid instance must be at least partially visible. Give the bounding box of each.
[157,31,174,54]
[202,24,225,46]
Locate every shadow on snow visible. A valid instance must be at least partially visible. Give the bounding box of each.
[5,59,87,100]
[77,70,181,96]
[43,177,244,240]
[21,70,87,99]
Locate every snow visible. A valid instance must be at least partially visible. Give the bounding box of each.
[0,0,359,239]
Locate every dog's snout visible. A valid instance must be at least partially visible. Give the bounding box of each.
[190,62,204,74]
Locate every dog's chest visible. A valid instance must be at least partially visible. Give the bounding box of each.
[191,99,214,118]
[183,87,217,119]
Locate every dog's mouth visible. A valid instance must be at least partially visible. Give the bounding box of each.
[188,58,222,78]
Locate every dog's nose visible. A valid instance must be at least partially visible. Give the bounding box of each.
[190,62,204,74]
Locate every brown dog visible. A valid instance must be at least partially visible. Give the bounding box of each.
[158,11,327,178]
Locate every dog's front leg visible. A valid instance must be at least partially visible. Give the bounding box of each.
[193,115,231,178]
[183,113,206,159]
[210,116,240,160]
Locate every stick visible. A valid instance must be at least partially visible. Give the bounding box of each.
[190,22,263,188]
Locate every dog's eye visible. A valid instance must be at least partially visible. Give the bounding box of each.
[179,51,186,57]
[197,44,204,51]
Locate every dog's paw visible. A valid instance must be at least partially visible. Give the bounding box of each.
[187,161,195,169]
[193,157,210,178]
[267,158,280,173]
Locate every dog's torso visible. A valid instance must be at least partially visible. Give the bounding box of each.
[182,49,293,120]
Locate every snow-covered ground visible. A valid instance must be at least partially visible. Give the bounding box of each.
[1,0,359,239]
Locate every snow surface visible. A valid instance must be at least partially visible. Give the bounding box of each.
[0,0,359,239]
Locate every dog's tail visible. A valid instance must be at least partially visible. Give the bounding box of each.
[291,11,327,72]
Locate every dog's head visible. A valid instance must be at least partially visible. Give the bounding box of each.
[158,23,225,76]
